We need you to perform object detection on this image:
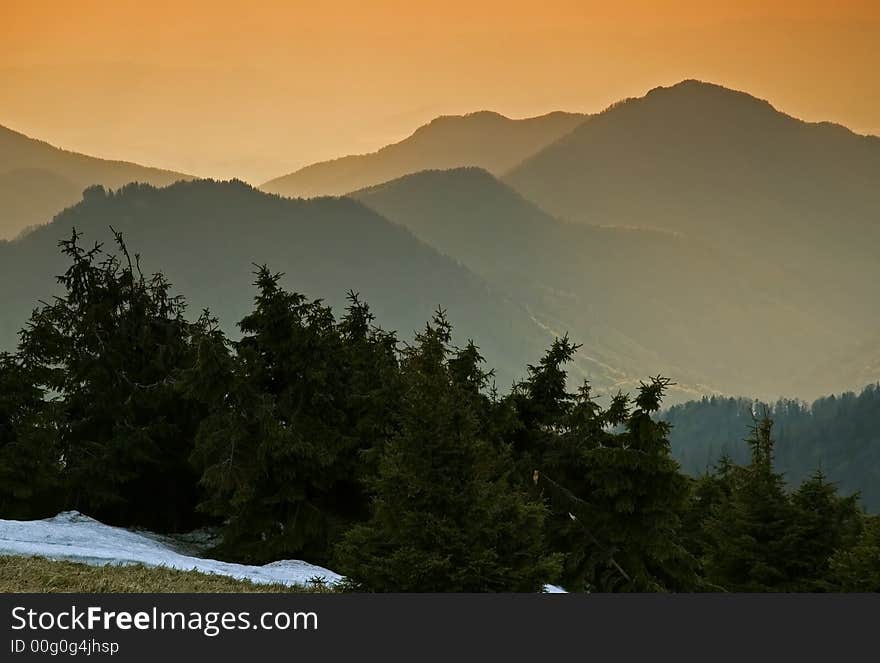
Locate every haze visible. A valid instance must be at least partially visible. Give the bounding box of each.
[2,0,879,183]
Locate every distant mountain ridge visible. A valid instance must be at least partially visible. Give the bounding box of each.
[4,79,879,401]
[0,124,191,239]
[503,80,880,331]
[260,110,586,198]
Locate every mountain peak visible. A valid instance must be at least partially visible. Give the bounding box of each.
[653,78,771,99]
[426,110,509,125]
[260,110,587,198]
[635,79,780,119]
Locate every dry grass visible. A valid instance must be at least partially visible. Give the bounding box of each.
[0,555,333,593]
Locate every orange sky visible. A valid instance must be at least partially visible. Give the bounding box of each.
[2,1,879,182]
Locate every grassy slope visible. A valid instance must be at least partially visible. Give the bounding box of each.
[0,556,332,593]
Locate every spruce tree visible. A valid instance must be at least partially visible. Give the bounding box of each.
[702,416,798,591]
[506,338,697,592]
[18,229,206,531]
[507,335,578,472]
[788,470,862,591]
[537,377,698,591]
[334,312,558,591]
[334,292,402,505]
[829,515,880,592]
[680,454,736,571]
[191,270,394,563]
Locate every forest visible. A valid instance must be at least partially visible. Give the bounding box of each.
[1,231,878,593]
[665,389,880,511]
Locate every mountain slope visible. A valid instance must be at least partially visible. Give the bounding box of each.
[352,168,854,400]
[0,179,552,388]
[0,168,81,239]
[504,80,880,333]
[261,110,586,198]
[0,125,191,239]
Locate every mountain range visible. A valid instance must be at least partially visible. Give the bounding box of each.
[1,79,878,401]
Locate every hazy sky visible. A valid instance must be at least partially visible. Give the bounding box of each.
[2,1,878,183]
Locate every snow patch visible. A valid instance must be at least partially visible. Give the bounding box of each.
[0,511,341,587]
[1,511,565,592]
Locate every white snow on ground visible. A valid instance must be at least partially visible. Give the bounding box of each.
[0,511,565,592]
[0,511,341,587]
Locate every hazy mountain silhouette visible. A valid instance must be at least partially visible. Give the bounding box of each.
[504,80,880,335]
[261,111,586,198]
[0,125,191,239]
[352,167,857,400]
[0,179,558,388]
[4,81,877,399]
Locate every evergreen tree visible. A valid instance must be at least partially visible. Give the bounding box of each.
[335,292,402,503]
[537,377,698,591]
[504,337,698,592]
[507,335,579,472]
[702,416,798,591]
[18,229,206,531]
[191,270,393,564]
[680,454,736,571]
[0,352,60,519]
[789,470,863,591]
[829,515,880,592]
[334,312,558,591]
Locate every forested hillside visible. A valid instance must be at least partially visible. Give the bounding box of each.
[2,235,877,592]
[665,385,880,510]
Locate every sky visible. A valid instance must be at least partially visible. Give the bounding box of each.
[2,1,879,183]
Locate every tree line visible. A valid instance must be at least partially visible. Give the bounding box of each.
[1,230,877,592]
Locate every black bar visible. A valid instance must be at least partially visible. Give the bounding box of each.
[2,593,877,661]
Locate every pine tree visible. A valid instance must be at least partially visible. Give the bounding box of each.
[18,229,206,531]
[334,312,558,591]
